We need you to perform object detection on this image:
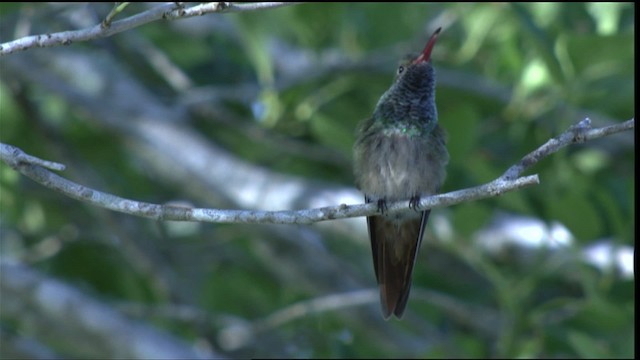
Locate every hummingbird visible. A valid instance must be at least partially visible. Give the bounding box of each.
[353,27,448,319]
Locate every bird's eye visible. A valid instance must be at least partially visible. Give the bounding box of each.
[397,65,405,75]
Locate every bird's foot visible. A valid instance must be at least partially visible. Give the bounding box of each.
[376,199,388,214]
[409,195,421,211]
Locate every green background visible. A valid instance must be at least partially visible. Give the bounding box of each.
[0,3,634,358]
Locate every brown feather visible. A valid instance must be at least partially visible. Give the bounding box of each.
[367,201,430,319]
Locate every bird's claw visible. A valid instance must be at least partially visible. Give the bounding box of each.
[409,195,421,212]
[376,199,388,214]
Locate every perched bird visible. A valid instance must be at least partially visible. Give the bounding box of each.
[353,28,449,319]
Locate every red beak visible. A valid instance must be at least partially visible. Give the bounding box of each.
[413,27,441,64]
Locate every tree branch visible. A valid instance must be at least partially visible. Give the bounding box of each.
[501,117,635,181]
[222,287,501,349]
[0,143,531,224]
[0,260,219,359]
[1,118,632,224]
[0,2,302,56]
[0,143,66,171]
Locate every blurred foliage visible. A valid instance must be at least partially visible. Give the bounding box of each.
[0,2,634,358]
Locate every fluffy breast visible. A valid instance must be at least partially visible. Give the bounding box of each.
[354,126,448,201]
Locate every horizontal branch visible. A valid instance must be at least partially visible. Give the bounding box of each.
[1,117,632,225]
[0,141,537,224]
[0,2,301,56]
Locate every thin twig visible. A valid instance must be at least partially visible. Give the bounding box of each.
[0,143,66,171]
[0,2,302,56]
[501,118,634,180]
[102,2,132,28]
[217,290,377,351]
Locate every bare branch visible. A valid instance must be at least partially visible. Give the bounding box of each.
[2,117,631,225]
[216,289,376,351]
[0,142,66,171]
[502,118,635,181]
[163,2,303,18]
[0,2,303,56]
[216,287,502,351]
[0,261,219,359]
[1,141,536,224]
